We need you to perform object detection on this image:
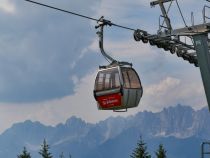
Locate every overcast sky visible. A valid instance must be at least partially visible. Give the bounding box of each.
[0,0,208,133]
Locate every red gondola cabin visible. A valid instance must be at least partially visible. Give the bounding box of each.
[94,65,143,111]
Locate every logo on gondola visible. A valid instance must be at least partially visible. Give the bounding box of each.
[97,93,121,108]
[102,99,118,105]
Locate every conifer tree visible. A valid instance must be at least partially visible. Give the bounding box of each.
[155,144,167,158]
[17,147,31,158]
[130,137,151,158]
[39,139,53,158]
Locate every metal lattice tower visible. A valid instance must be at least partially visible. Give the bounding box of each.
[134,0,210,110]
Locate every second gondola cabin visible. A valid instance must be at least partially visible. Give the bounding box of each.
[94,64,143,111]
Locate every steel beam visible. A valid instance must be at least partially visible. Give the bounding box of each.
[193,34,210,110]
[150,0,173,31]
[158,22,210,37]
[150,0,174,6]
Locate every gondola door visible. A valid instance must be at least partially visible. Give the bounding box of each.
[121,67,143,108]
[94,67,123,110]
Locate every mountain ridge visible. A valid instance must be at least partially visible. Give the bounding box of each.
[0,104,209,158]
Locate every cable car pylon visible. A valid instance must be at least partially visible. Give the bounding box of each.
[134,0,210,109]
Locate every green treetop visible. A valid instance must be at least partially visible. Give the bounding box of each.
[130,137,151,158]
[155,144,167,158]
[39,139,53,158]
[17,147,31,158]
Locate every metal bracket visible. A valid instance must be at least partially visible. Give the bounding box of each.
[95,16,116,63]
[95,16,132,67]
[113,108,128,112]
[150,0,174,32]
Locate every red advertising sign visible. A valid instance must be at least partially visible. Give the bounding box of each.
[97,93,122,109]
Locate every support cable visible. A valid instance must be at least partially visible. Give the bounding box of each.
[25,0,200,67]
[24,0,136,31]
[175,0,188,27]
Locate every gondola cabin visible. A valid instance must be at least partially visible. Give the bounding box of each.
[94,65,143,111]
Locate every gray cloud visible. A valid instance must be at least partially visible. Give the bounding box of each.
[0,0,102,102]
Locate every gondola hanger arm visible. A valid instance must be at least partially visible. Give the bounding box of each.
[95,17,116,64]
[95,17,132,67]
